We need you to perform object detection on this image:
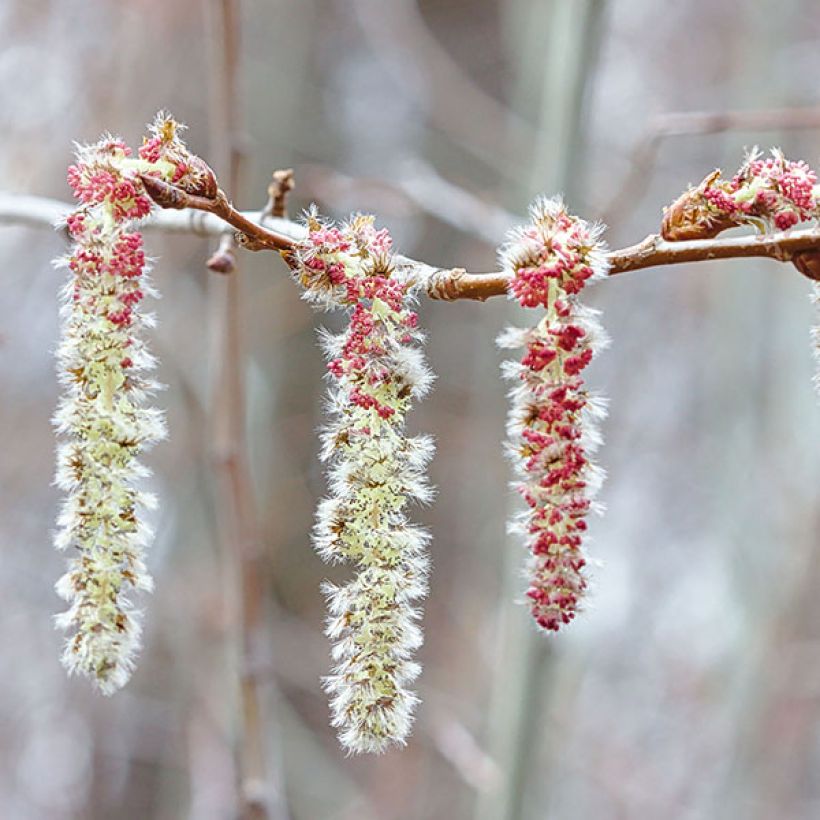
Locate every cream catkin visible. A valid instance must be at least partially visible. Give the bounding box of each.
[54,114,212,693]
[290,212,435,753]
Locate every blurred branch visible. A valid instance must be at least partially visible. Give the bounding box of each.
[601,106,820,227]
[206,231,238,274]
[648,106,820,136]
[301,159,517,245]
[351,0,535,174]
[0,190,301,240]
[204,0,287,818]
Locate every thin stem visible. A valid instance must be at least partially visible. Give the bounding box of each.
[138,176,294,252]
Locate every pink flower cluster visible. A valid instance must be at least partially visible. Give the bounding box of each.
[499,198,608,633]
[67,139,152,222]
[704,149,818,232]
[67,219,146,329]
[509,210,598,308]
[138,113,217,198]
[295,215,419,419]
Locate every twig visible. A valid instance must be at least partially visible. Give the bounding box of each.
[648,106,820,138]
[263,169,295,220]
[0,190,302,240]
[138,177,820,295]
[206,232,238,274]
[139,176,293,252]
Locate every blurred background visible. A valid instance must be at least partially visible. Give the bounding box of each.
[2,0,820,818]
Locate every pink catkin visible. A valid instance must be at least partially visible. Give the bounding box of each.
[499,198,609,633]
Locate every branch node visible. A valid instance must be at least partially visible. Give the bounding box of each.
[427,268,469,300]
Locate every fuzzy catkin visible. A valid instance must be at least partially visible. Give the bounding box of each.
[54,114,208,694]
[291,212,435,753]
[498,197,609,633]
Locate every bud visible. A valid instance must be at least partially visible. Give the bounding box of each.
[138,111,218,200]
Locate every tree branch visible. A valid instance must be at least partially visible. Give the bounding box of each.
[138,176,294,252]
[426,229,820,300]
[4,190,820,304]
[203,0,287,817]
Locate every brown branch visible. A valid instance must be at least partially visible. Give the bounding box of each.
[139,175,294,252]
[425,229,820,300]
[7,188,820,302]
[138,170,820,299]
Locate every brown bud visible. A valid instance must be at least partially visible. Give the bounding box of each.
[661,170,738,241]
[183,155,218,200]
[206,243,236,274]
[792,251,820,281]
[139,174,188,210]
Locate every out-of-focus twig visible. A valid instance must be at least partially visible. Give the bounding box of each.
[429,712,502,793]
[301,159,517,245]
[351,0,535,174]
[601,106,820,227]
[207,232,238,274]
[0,190,301,239]
[204,0,287,818]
